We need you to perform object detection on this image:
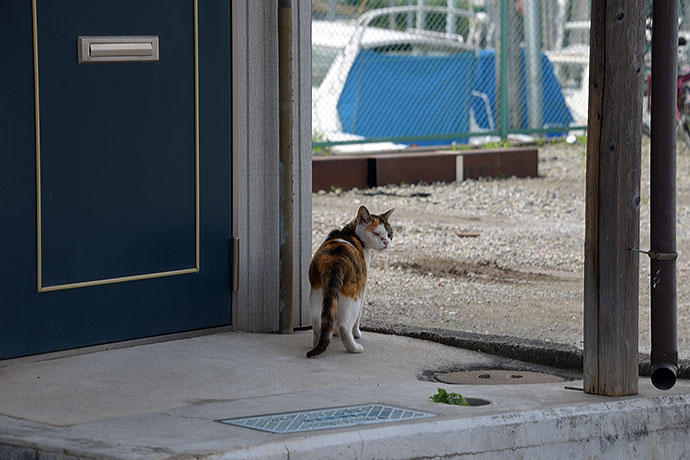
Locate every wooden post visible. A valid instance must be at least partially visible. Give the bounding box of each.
[584,0,645,396]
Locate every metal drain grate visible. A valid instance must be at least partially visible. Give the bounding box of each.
[218,404,435,434]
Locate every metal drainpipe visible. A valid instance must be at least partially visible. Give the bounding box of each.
[279,0,294,334]
[649,0,678,390]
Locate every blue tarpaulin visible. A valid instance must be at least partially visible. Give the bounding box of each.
[338,50,473,145]
[337,49,573,145]
[472,49,574,133]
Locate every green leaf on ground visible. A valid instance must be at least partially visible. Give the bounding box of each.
[429,388,469,406]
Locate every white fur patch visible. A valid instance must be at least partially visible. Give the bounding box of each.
[331,238,355,249]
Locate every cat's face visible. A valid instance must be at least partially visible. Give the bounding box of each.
[354,206,394,251]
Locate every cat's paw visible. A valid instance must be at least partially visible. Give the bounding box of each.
[349,343,364,353]
[353,328,362,339]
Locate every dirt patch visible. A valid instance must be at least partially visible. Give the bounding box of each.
[390,257,564,285]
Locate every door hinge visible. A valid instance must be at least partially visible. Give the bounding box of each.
[231,237,239,291]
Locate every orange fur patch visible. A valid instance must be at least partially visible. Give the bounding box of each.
[309,238,366,300]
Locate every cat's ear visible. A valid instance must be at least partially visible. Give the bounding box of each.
[381,209,394,221]
[357,205,371,225]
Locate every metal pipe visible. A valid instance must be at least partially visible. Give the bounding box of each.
[524,0,543,130]
[279,0,294,334]
[416,0,426,30]
[407,0,414,31]
[389,0,396,30]
[446,0,456,37]
[327,0,336,21]
[650,0,678,390]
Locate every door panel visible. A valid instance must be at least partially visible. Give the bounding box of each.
[38,1,197,288]
[0,0,232,359]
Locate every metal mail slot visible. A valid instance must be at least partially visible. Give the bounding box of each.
[78,36,159,63]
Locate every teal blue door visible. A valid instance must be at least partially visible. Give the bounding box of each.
[0,1,232,359]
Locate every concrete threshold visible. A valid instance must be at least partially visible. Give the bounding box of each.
[1,331,689,459]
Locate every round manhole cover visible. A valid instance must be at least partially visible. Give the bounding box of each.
[435,369,566,385]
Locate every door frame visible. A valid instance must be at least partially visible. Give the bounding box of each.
[231,0,312,333]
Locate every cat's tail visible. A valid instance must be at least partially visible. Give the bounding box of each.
[306,266,343,358]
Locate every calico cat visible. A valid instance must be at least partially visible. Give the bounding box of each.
[306,205,394,358]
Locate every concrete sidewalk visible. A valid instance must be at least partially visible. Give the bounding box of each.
[1,331,689,459]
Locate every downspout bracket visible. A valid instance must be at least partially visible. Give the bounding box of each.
[629,248,677,261]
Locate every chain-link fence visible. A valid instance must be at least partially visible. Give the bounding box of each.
[312,0,591,152]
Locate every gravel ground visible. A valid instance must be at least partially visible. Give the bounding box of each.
[311,139,690,359]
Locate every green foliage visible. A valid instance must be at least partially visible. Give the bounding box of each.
[484,139,513,149]
[447,139,517,152]
[429,388,469,406]
[449,141,478,151]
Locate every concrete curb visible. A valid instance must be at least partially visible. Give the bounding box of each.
[361,320,690,379]
[177,394,690,459]
[4,390,690,460]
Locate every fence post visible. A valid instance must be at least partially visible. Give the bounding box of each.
[416,0,426,29]
[446,0,456,37]
[496,0,522,141]
[498,0,508,140]
[583,0,645,396]
[407,0,414,31]
[327,0,336,21]
[524,0,543,130]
